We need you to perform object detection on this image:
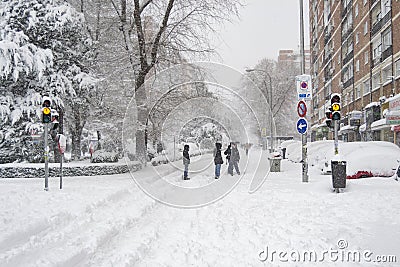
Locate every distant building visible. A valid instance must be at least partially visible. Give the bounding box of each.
[278,48,311,74]
[309,0,400,145]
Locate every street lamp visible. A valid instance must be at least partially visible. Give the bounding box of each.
[245,68,275,152]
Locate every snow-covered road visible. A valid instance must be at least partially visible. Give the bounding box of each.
[1,149,400,266]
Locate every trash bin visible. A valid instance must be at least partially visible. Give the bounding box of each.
[281,148,286,159]
[331,160,346,189]
[269,157,282,172]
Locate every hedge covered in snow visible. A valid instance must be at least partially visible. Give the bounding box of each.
[0,161,142,178]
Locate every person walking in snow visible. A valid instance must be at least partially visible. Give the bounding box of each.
[228,142,240,175]
[213,142,224,179]
[183,144,190,180]
[224,143,231,165]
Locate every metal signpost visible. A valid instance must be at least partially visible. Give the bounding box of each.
[295,75,312,183]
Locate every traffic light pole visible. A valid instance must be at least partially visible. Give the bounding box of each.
[334,120,339,155]
[44,124,49,191]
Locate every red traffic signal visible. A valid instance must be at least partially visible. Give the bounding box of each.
[325,110,332,120]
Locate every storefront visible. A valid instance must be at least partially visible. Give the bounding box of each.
[387,94,400,147]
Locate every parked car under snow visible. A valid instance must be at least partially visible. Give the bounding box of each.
[286,140,400,179]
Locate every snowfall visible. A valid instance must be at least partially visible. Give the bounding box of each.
[1,141,400,267]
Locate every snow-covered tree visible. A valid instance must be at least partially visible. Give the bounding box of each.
[0,0,97,162]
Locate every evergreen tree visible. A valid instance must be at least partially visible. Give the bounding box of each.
[0,0,97,162]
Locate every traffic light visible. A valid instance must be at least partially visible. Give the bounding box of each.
[42,96,52,123]
[51,110,59,129]
[325,109,332,120]
[330,93,341,120]
[326,119,333,128]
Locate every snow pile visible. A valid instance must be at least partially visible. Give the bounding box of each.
[287,140,400,177]
[150,142,210,166]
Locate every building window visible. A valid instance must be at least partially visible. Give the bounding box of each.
[356,60,360,72]
[382,65,393,85]
[382,27,392,50]
[372,38,382,61]
[355,32,359,44]
[372,72,380,90]
[355,4,359,17]
[365,51,369,64]
[363,0,367,6]
[364,21,368,35]
[356,86,361,99]
[383,0,392,16]
[363,79,370,95]
[395,59,400,78]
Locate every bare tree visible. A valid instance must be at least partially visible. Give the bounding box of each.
[109,0,241,163]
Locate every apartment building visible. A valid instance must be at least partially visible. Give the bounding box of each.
[278,48,311,73]
[309,0,400,145]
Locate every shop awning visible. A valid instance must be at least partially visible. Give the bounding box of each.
[338,124,357,134]
[371,118,391,131]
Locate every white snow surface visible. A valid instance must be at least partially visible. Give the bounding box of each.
[0,148,400,266]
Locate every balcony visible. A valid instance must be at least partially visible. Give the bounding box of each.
[371,19,382,37]
[372,55,382,68]
[324,31,332,45]
[382,11,391,26]
[323,53,333,66]
[343,77,354,89]
[341,26,353,42]
[381,45,393,62]
[343,51,354,65]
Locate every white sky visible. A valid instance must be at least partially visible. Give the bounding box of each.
[211,0,310,72]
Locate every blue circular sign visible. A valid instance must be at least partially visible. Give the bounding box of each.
[296,118,308,134]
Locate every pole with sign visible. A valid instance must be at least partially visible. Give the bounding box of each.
[295,75,312,183]
[57,134,67,189]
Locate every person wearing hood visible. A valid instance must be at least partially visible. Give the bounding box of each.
[224,143,231,165]
[183,144,190,180]
[213,142,224,179]
[228,142,240,175]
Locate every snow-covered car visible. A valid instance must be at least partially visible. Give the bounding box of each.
[286,140,400,178]
[319,141,400,178]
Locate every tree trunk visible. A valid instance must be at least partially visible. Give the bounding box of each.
[135,73,148,164]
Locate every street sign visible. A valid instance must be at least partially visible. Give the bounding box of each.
[295,74,313,100]
[57,134,67,154]
[297,100,307,117]
[296,118,308,134]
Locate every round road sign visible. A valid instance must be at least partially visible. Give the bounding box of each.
[297,100,307,117]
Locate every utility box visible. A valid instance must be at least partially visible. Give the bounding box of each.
[269,157,282,172]
[331,160,346,189]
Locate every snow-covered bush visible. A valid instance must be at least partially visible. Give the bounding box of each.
[91,150,119,163]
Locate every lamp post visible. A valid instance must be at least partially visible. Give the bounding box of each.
[245,68,274,152]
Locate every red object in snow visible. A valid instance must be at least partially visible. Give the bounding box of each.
[347,171,373,179]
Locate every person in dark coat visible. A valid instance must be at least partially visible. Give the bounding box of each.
[228,142,240,175]
[183,144,190,180]
[224,143,231,165]
[213,142,224,179]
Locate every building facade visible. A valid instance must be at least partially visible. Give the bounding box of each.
[309,0,400,145]
[278,49,311,74]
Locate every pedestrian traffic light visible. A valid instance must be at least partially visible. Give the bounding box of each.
[51,110,59,129]
[325,109,332,120]
[326,119,333,128]
[330,93,341,120]
[42,96,52,123]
